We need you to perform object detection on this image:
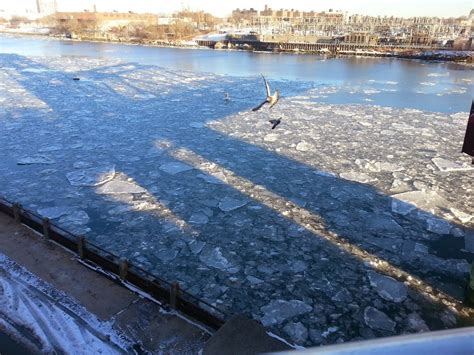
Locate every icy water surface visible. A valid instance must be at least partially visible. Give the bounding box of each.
[0,52,473,347]
[1,34,473,112]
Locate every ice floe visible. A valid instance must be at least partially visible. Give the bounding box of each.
[18,155,55,165]
[66,165,116,186]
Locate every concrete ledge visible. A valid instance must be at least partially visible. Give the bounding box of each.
[0,212,211,353]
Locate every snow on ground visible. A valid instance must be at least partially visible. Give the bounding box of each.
[0,253,131,354]
[0,53,473,347]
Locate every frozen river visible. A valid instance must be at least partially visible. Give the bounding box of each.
[0,34,473,112]
[0,36,473,347]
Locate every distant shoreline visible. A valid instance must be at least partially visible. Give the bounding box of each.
[1,31,473,64]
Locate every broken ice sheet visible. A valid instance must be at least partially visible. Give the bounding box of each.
[199,247,239,273]
[260,300,312,326]
[196,173,224,184]
[367,271,407,303]
[449,208,472,224]
[96,180,147,194]
[391,190,450,216]
[159,162,193,175]
[364,306,396,331]
[37,206,75,219]
[218,197,248,212]
[38,144,63,152]
[1,55,473,347]
[57,210,90,235]
[189,212,209,224]
[432,158,474,172]
[340,171,376,184]
[66,165,115,186]
[189,122,204,128]
[18,155,55,165]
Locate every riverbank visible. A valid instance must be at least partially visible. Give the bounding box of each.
[0,30,202,50]
[1,30,472,63]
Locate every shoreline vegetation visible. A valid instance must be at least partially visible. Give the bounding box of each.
[1,30,473,63]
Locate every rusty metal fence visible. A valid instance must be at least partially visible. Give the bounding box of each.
[0,196,226,330]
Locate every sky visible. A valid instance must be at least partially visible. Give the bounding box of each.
[2,0,472,18]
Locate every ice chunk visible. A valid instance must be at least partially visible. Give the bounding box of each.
[156,248,178,262]
[432,158,474,172]
[18,155,55,165]
[283,322,308,345]
[367,271,407,303]
[58,210,90,235]
[290,260,307,273]
[367,215,403,233]
[356,159,404,172]
[199,247,238,273]
[264,133,278,142]
[464,230,474,253]
[295,141,313,152]
[449,208,472,223]
[37,206,75,219]
[66,166,115,186]
[218,197,248,212]
[407,312,429,332]
[340,172,376,184]
[427,73,448,77]
[22,68,49,73]
[426,218,452,235]
[73,161,93,169]
[38,145,63,152]
[331,289,353,303]
[189,122,204,128]
[391,190,449,215]
[260,300,312,326]
[246,275,264,285]
[96,180,146,194]
[364,306,396,331]
[197,174,224,184]
[160,162,193,175]
[189,241,206,254]
[38,169,57,177]
[189,213,209,224]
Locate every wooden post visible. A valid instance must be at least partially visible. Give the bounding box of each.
[119,258,128,280]
[77,236,85,259]
[170,282,180,309]
[42,218,50,240]
[12,203,21,222]
[467,262,474,306]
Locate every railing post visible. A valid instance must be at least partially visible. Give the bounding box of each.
[77,236,85,259]
[12,203,21,223]
[170,282,180,309]
[119,258,128,280]
[42,217,50,240]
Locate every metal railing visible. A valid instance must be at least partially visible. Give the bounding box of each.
[0,196,227,330]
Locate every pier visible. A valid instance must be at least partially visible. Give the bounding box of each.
[195,39,471,60]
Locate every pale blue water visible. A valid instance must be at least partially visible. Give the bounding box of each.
[0,34,472,113]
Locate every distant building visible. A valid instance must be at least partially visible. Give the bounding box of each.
[36,0,57,15]
[453,37,473,50]
[54,11,157,31]
[229,4,471,47]
[231,8,258,20]
[344,31,378,44]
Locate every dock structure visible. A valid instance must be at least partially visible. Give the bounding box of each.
[195,39,454,56]
[0,196,226,331]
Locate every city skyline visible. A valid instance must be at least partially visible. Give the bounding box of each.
[2,0,472,18]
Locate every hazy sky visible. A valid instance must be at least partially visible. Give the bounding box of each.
[3,0,472,18]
